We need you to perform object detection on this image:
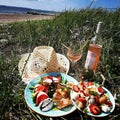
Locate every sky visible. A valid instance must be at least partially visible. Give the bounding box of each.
[0,0,120,12]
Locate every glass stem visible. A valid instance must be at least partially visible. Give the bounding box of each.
[69,63,76,76]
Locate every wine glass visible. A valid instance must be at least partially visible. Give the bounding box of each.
[65,45,82,64]
[62,40,88,78]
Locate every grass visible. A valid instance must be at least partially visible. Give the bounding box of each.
[0,8,120,120]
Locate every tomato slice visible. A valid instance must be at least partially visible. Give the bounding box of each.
[35,85,48,93]
[94,95,99,104]
[73,85,79,92]
[36,92,48,105]
[43,76,53,81]
[42,76,54,86]
[89,104,101,115]
[106,101,112,107]
[76,97,86,104]
[79,81,86,87]
[87,81,93,86]
[98,86,104,94]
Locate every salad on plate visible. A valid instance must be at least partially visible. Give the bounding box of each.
[29,74,74,111]
[25,72,78,117]
[71,81,115,117]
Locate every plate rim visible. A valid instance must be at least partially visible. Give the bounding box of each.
[24,72,78,117]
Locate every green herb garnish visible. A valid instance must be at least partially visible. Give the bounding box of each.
[90,91,98,95]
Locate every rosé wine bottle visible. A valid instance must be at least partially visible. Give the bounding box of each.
[85,22,103,71]
[84,44,102,71]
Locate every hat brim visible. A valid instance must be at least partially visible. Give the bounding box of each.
[18,53,70,84]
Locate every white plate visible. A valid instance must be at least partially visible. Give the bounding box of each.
[71,82,115,117]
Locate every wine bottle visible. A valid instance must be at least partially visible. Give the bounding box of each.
[84,22,103,71]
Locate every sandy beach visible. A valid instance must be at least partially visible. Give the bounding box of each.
[0,14,55,23]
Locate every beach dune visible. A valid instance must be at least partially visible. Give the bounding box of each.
[0,14,54,23]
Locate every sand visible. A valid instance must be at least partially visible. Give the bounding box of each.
[0,14,55,23]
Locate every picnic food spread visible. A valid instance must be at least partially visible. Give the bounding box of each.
[29,74,73,111]
[28,73,115,117]
[71,81,114,116]
[21,46,115,117]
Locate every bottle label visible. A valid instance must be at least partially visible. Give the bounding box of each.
[85,51,96,69]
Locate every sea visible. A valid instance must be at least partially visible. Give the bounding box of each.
[0,5,59,15]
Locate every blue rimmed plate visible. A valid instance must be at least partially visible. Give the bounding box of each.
[24,72,79,117]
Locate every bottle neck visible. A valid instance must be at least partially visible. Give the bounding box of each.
[91,21,103,44]
[91,34,103,46]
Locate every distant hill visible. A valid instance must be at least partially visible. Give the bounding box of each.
[0,5,60,15]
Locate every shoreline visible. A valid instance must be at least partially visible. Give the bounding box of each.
[0,13,55,23]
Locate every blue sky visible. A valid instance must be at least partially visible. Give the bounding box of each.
[0,0,120,12]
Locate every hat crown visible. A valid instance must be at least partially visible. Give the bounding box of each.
[27,46,60,78]
[33,46,53,62]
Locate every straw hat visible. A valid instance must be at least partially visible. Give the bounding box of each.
[18,46,70,84]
